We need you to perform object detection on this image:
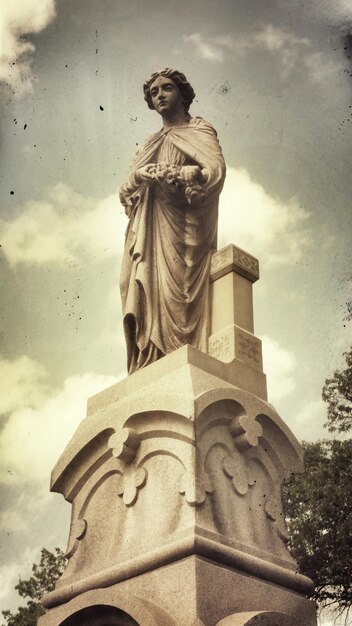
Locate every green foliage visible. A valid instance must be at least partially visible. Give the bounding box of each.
[1,603,45,626]
[322,346,352,434]
[1,548,66,626]
[283,440,352,614]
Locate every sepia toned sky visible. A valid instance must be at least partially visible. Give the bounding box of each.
[0,0,351,619]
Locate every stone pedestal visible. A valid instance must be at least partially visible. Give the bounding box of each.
[39,246,317,626]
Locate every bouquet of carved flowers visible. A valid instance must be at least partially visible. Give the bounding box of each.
[150,161,206,204]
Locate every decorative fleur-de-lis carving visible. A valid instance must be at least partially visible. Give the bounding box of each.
[116,466,147,506]
[230,415,262,451]
[179,458,214,506]
[222,456,255,496]
[265,496,289,542]
[108,428,140,464]
[65,517,87,558]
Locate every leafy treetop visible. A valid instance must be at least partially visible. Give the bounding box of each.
[1,548,66,626]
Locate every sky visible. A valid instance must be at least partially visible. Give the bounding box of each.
[0,0,351,621]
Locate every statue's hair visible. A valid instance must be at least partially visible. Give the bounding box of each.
[143,68,195,113]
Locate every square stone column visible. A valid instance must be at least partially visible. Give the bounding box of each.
[209,245,262,371]
[208,245,266,401]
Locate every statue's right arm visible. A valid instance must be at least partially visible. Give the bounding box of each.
[119,133,160,217]
[119,158,154,217]
[135,163,156,183]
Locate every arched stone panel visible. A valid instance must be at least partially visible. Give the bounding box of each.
[216,611,298,626]
[60,604,139,625]
[45,589,175,626]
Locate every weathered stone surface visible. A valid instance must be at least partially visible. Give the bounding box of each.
[40,345,316,625]
[39,556,317,625]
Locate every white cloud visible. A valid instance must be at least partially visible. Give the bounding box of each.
[1,174,310,269]
[292,398,326,441]
[184,26,338,82]
[0,0,56,96]
[0,357,119,610]
[261,335,297,405]
[183,34,224,62]
[0,489,50,532]
[218,167,311,265]
[0,357,118,486]
[0,355,48,414]
[0,184,127,267]
[303,51,340,85]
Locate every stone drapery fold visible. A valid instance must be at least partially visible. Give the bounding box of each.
[119,117,226,373]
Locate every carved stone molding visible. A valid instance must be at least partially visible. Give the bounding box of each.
[210,244,259,283]
[265,495,289,543]
[230,415,263,451]
[179,452,214,506]
[116,466,148,506]
[65,518,87,558]
[222,456,255,496]
[108,428,140,464]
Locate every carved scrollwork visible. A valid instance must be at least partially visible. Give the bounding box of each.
[222,456,255,496]
[116,466,147,506]
[65,517,87,558]
[265,495,289,542]
[230,415,262,451]
[108,428,140,464]
[232,247,259,277]
[211,246,233,271]
[179,453,214,506]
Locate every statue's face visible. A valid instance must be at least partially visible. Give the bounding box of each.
[149,75,184,117]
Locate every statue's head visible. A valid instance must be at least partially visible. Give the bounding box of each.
[143,68,195,113]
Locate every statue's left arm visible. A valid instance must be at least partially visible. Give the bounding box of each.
[170,118,226,204]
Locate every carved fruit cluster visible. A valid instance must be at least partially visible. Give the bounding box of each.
[149,161,183,186]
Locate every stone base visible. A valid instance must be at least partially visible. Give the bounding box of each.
[38,555,317,626]
[39,345,317,626]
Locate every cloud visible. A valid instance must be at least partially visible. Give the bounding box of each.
[0,356,118,487]
[184,26,338,82]
[218,167,311,265]
[0,545,39,607]
[0,184,127,267]
[183,34,225,62]
[0,356,119,610]
[0,0,56,96]
[0,355,48,415]
[1,171,310,270]
[261,335,297,405]
[292,398,327,441]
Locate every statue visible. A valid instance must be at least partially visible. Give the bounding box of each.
[119,68,226,373]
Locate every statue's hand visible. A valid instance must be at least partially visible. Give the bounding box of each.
[135,164,156,183]
[179,165,202,185]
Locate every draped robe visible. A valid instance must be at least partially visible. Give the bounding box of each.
[119,116,226,373]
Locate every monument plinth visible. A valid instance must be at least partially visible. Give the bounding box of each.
[39,245,317,626]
